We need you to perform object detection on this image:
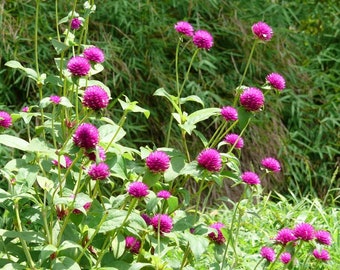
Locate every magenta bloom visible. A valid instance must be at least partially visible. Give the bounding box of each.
[312,249,330,261]
[52,155,73,169]
[208,222,226,244]
[0,111,12,128]
[221,106,238,121]
[266,73,286,91]
[260,246,275,262]
[261,157,281,172]
[73,123,99,149]
[141,213,152,225]
[67,56,91,76]
[293,223,315,241]
[275,228,297,245]
[197,148,222,172]
[280,252,291,264]
[50,95,61,104]
[174,21,194,37]
[252,21,273,41]
[315,230,332,246]
[146,150,170,173]
[88,162,110,180]
[224,133,244,149]
[83,85,109,110]
[240,87,264,111]
[193,30,214,50]
[125,236,141,254]
[73,202,92,214]
[157,190,171,199]
[71,17,82,30]
[83,47,105,63]
[86,146,106,162]
[22,106,29,112]
[151,214,173,234]
[128,182,149,198]
[241,171,261,185]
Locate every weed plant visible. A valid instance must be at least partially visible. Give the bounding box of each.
[0,1,338,269]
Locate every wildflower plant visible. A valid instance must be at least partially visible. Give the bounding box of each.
[0,1,336,270]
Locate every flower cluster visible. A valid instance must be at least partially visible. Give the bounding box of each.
[83,85,109,110]
[208,222,226,244]
[145,150,170,173]
[197,148,222,172]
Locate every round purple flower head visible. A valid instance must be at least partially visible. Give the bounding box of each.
[293,222,315,241]
[252,21,273,41]
[241,172,261,185]
[261,157,281,173]
[83,85,109,110]
[240,87,264,112]
[313,249,330,261]
[225,133,244,149]
[0,111,12,128]
[193,30,214,50]
[197,148,222,172]
[141,213,152,225]
[73,123,99,149]
[73,201,92,214]
[125,236,141,254]
[50,95,61,104]
[71,17,82,30]
[157,190,171,200]
[174,21,194,37]
[315,230,332,246]
[266,73,286,91]
[260,246,275,262]
[208,222,226,244]
[67,56,91,77]
[86,146,106,162]
[22,106,29,112]
[128,182,149,198]
[280,252,291,264]
[88,162,110,180]
[151,214,173,234]
[52,155,73,169]
[83,47,105,63]
[275,228,297,245]
[221,106,238,121]
[146,150,170,173]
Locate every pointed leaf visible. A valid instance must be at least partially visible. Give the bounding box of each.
[0,135,29,151]
[180,95,204,107]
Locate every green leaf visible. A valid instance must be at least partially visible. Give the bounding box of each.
[164,155,186,182]
[39,244,57,263]
[118,96,150,118]
[52,256,81,270]
[26,138,56,158]
[0,135,29,151]
[51,39,69,54]
[0,229,45,243]
[111,233,125,259]
[5,60,24,69]
[99,124,126,144]
[60,97,74,108]
[36,176,54,191]
[99,209,127,233]
[238,106,252,130]
[180,95,205,107]
[5,60,38,81]
[183,232,209,259]
[166,196,178,214]
[128,263,154,270]
[45,75,64,87]
[0,188,11,203]
[153,88,180,114]
[143,170,161,188]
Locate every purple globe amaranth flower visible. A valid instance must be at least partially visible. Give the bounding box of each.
[315,230,332,246]
[52,155,73,169]
[88,162,110,180]
[22,106,29,112]
[151,214,173,234]
[67,56,91,76]
[128,182,149,198]
[71,17,82,30]
[0,111,12,128]
[252,21,273,41]
[221,106,238,121]
[197,148,222,172]
[125,236,141,254]
[260,246,275,262]
[208,222,226,244]
[73,201,92,214]
[157,190,171,199]
[174,21,194,37]
[261,157,281,173]
[280,252,291,264]
[141,213,152,225]
[275,228,297,245]
[224,133,244,149]
[83,46,105,63]
[293,223,315,241]
[83,85,109,110]
[193,30,214,50]
[146,150,170,173]
[312,249,330,261]
[241,171,261,185]
[73,123,99,149]
[240,87,264,112]
[50,95,61,104]
[266,73,286,91]
[86,146,106,162]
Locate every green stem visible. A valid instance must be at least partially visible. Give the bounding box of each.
[208,119,239,149]
[34,0,40,77]
[14,200,36,269]
[42,189,52,244]
[268,245,285,270]
[195,178,208,217]
[181,131,191,162]
[55,0,60,42]
[253,258,264,270]
[105,109,129,151]
[179,243,190,270]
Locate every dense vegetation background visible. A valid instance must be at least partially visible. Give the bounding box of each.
[0,0,339,202]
